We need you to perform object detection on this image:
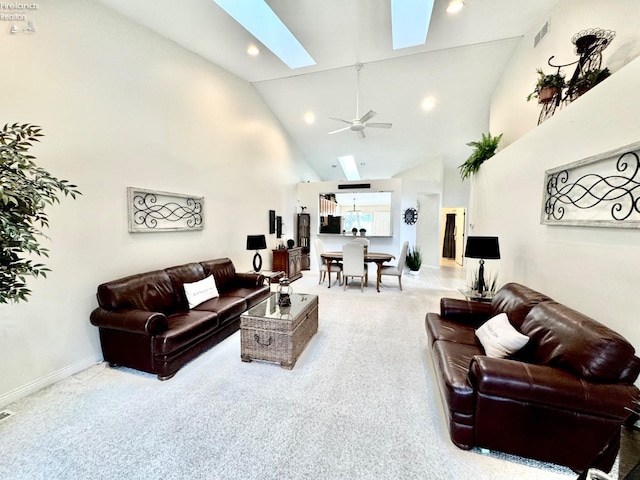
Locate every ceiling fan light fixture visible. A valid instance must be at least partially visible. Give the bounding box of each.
[446,0,465,14]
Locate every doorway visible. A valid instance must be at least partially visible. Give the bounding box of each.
[440,207,466,266]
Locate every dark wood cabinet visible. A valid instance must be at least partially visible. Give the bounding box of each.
[272,247,303,282]
[297,213,310,270]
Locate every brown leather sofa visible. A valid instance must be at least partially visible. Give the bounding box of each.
[90,258,270,380]
[425,282,640,474]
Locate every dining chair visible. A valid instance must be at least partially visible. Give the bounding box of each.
[315,239,342,286]
[380,241,409,291]
[342,242,368,292]
[351,237,370,252]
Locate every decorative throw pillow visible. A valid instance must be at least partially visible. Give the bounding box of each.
[475,313,530,358]
[183,275,219,309]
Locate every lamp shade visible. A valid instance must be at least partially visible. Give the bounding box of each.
[464,236,500,259]
[246,234,267,251]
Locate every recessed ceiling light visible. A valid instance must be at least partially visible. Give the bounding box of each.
[303,112,315,124]
[213,0,315,69]
[247,45,260,56]
[422,96,436,110]
[391,0,435,50]
[446,0,465,14]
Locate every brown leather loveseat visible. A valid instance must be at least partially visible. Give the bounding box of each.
[90,258,270,380]
[425,283,640,475]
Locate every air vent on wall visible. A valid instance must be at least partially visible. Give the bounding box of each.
[534,21,550,48]
[0,410,15,422]
[338,183,371,190]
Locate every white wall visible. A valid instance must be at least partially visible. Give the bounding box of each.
[475,1,640,360]
[0,2,318,406]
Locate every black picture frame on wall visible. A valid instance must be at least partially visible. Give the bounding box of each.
[276,216,282,238]
[269,210,276,234]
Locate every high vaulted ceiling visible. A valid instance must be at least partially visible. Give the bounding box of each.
[95,0,559,181]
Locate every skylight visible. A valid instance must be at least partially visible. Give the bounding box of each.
[338,155,360,181]
[213,0,316,69]
[391,0,435,50]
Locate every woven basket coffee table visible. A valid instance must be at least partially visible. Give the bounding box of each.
[240,293,318,369]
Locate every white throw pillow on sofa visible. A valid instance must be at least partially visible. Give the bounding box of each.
[475,313,529,358]
[183,275,219,309]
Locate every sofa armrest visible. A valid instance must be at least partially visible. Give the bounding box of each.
[90,308,168,336]
[440,298,493,324]
[235,272,265,287]
[469,355,639,419]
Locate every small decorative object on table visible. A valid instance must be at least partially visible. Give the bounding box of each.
[277,278,292,307]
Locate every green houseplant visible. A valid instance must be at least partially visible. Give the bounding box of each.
[572,67,611,97]
[0,123,81,303]
[405,245,422,274]
[527,68,565,103]
[458,132,503,181]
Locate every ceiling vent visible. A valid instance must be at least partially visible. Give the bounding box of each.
[534,21,550,48]
[338,183,371,190]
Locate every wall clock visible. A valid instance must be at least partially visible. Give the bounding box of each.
[403,207,418,225]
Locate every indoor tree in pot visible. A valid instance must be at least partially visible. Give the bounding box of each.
[0,123,81,303]
[405,245,422,275]
[458,132,503,181]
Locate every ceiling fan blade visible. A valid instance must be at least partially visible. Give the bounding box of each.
[366,122,392,129]
[358,130,366,139]
[328,126,350,135]
[359,110,377,123]
[329,117,351,124]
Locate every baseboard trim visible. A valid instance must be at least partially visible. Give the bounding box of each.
[0,355,102,409]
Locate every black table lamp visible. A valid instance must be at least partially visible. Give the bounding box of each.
[464,236,500,297]
[246,234,267,272]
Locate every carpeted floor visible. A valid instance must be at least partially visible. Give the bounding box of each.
[0,267,585,479]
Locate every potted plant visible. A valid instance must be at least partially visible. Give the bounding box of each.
[458,132,503,180]
[0,123,81,303]
[527,68,565,103]
[405,245,422,275]
[571,68,611,98]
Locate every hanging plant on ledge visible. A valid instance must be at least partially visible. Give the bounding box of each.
[458,132,503,181]
[0,123,81,303]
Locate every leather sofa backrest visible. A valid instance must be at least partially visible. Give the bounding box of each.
[520,301,637,383]
[164,263,207,311]
[97,270,176,314]
[200,258,237,293]
[490,282,553,328]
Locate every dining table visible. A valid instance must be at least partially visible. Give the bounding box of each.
[321,251,395,292]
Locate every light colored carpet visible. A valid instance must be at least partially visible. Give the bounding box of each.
[0,268,584,479]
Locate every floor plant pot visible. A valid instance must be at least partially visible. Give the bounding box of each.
[409,269,420,276]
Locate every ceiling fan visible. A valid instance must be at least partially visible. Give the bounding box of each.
[328,63,392,139]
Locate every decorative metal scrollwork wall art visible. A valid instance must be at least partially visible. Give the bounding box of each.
[127,187,203,232]
[541,141,640,228]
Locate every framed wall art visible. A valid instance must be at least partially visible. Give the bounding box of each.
[541,141,640,228]
[128,187,204,233]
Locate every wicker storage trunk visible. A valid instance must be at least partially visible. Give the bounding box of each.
[240,293,318,369]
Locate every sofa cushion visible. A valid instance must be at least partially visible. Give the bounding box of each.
[520,302,636,382]
[200,258,237,293]
[165,263,207,310]
[154,310,220,355]
[183,275,220,309]
[475,313,529,358]
[226,285,271,309]
[431,340,482,414]
[491,283,553,329]
[193,294,247,325]
[425,313,478,346]
[97,270,176,314]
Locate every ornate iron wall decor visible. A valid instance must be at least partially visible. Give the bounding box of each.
[127,187,203,232]
[541,141,640,228]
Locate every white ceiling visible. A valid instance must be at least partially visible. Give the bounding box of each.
[95,0,559,181]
